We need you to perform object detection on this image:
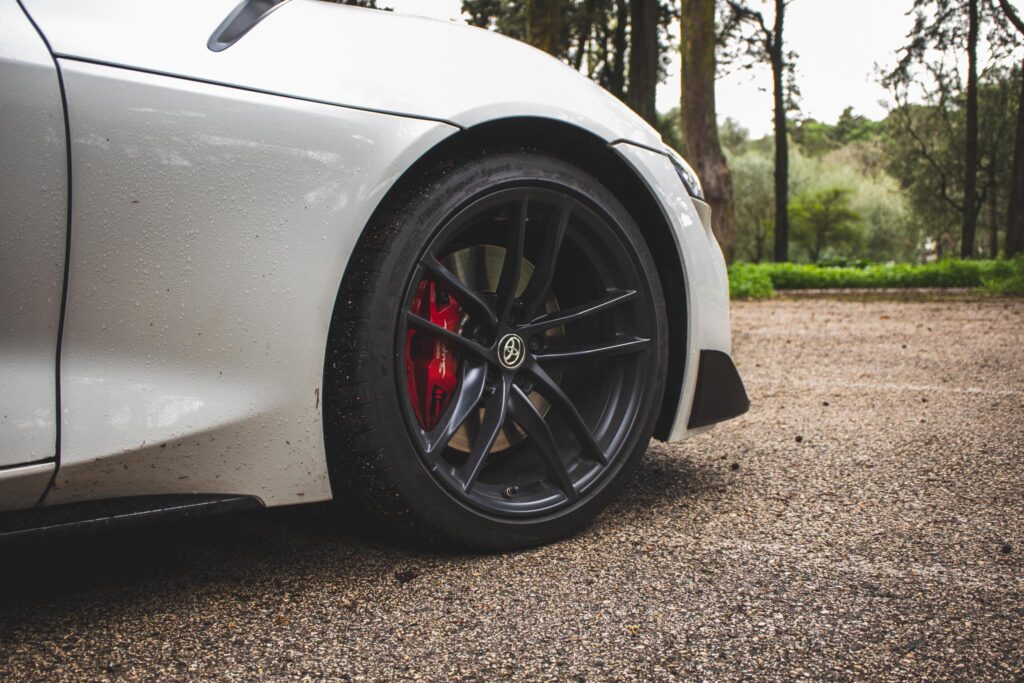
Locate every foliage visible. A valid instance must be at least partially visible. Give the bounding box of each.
[730,149,775,262]
[980,256,1024,294]
[981,272,1024,294]
[719,0,796,262]
[727,263,776,298]
[792,107,884,157]
[789,188,861,262]
[883,68,1021,258]
[727,258,1024,292]
[461,0,676,103]
[729,127,924,264]
[657,108,685,154]
[718,117,751,155]
[727,62,1019,264]
[996,0,1024,257]
[882,0,1021,257]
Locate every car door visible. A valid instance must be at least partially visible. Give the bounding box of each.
[0,0,68,509]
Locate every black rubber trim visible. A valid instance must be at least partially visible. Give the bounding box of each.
[0,494,263,545]
[0,458,54,473]
[208,0,292,52]
[687,350,750,429]
[652,283,686,439]
[14,0,72,505]
[608,138,673,159]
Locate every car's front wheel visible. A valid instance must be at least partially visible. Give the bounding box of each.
[325,150,668,550]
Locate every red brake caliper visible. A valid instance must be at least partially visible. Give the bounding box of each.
[405,280,461,430]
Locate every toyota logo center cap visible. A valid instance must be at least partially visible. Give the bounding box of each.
[497,333,526,370]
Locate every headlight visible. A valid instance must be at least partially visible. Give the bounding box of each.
[665,148,705,201]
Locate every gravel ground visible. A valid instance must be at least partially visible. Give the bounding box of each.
[1,296,1022,682]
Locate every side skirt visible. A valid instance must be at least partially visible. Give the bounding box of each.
[0,494,263,545]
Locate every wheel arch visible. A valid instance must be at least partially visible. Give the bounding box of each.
[339,116,688,441]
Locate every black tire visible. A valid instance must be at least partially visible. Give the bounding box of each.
[324,150,668,550]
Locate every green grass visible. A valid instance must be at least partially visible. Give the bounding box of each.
[728,257,1024,299]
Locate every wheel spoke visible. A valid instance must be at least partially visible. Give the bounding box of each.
[457,374,512,492]
[522,360,608,466]
[422,361,487,463]
[460,405,483,458]
[509,386,578,500]
[520,197,572,321]
[421,257,498,329]
[405,311,491,361]
[532,336,650,364]
[500,421,522,446]
[518,289,637,337]
[494,196,528,323]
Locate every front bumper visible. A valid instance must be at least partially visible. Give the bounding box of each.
[611,141,737,441]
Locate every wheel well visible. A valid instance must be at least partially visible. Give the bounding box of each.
[368,117,687,440]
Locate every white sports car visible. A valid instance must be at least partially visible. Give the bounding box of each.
[0,0,748,548]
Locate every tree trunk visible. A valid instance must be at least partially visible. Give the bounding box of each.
[1008,59,1024,257]
[571,2,593,72]
[627,0,659,125]
[680,0,736,261]
[961,0,979,258]
[811,228,823,263]
[525,0,562,56]
[771,0,789,262]
[607,0,629,100]
[989,159,998,258]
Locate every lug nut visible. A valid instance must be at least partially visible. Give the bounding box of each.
[528,337,541,351]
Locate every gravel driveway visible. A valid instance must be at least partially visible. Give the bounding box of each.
[1,296,1022,681]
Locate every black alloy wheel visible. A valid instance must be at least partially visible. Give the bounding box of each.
[400,187,657,516]
[325,151,668,549]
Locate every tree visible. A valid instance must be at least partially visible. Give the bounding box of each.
[608,0,629,99]
[976,67,1018,256]
[789,188,860,262]
[719,117,751,155]
[463,0,678,121]
[658,107,686,152]
[792,118,837,157]
[885,0,1002,258]
[731,149,775,262]
[834,106,882,145]
[965,0,981,258]
[997,0,1024,256]
[680,0,736,259]
[884,103,965,257]
[628,0,660,123]
[885,0,1019,257]
[525,0,563,54]
[723,0,796,262]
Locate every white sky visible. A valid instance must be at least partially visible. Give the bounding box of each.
[383,0,1021,138]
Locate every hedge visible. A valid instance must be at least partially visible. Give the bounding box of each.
[727,257,1024,299]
